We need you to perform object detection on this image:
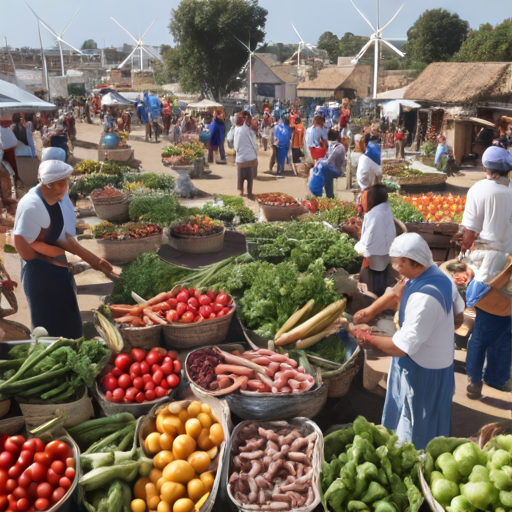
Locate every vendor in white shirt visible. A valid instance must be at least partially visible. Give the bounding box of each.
[356,142,382,191]
[353,233,464,449]
[355,184,396,297]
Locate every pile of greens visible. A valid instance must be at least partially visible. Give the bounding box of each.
[306,334,346,364]
[0,338,110,403]
[123,172,175,191]
[323,416,423,512]
[389,195,425,223]
[240,221,359,273]
[315,198,359,227]
[129,194,187,226]
[200,195,256,225]
[71,173,125,197]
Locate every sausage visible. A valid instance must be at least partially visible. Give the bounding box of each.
[290,437,308,452]
[288,452,311,465]
[239,438,265,452]
[215,364,255,376]
[255,476,271,489]
[240,450,263,460]
[248,461,263,478]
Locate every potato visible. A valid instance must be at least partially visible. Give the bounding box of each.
[160,481,186,505]
[187,479,206,502]
[199,472,214,492]
[162,460,196,484]
[173,498,194,512]
[145,432,162,454]
[172,435,197,461]
[187,451,211,474]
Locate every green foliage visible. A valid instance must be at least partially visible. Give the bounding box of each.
[200,195,256,225]
[169,0,267,99]
[317,31,370,62]
[81,39,97,50]
[256,43,296,63]
[110,252,193,304]
[403,9,469,64]
[129,195,186,226]
[317,31,341,63]
[70,173,124,196]
[454,19,512,62]
[388,195,425,223]
[423,140,437,158]
[154,44,181,85]
[306,334,346,364]
[124,173,175,191]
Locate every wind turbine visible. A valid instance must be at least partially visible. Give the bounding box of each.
[110,17,162,71]
[350,0,406,99]
[291,24,319,73]
[234,37,262,113]
[27,4,83,77]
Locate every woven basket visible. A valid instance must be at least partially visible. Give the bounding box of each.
[0,400,10,418]
[396,173,448,186]
[162,306,235,349]
[419,467,444,512]
[168,228,225,254]
[91,194,130,223]
[118,324,162,351]
[259,203,309,222]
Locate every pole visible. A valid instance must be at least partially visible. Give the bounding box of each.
[297,45,300,74]
[58,39,65,77]
[36,25,48,90]
[372,0,380,99]
[249,53,252,113]
[140,46,143,71]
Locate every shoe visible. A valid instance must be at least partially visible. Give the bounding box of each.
[484,381,507,392]
[466,381,483,399]
[216,160,227,165]
[276,175,284,179]
[248,194,255,200]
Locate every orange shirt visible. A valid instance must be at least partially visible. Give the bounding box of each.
[292,125,305,148]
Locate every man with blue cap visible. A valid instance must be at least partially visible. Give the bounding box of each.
[461,145,512,398]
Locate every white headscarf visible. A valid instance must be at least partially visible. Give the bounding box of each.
[38,160,74,185]
[389,233,434,267]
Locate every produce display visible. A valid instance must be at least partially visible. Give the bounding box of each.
[200,196,256,225]
[0,434,76,512]
[424,434,512,511]
[90,186,124,199]
[187,348,316,395]
[0,339,110,403]
[388,195,425,223]
[323,417,423,512]
[137,400,224,512]
[92,223,162,241]
[99,348,181,404]
[129,195,187,227]
[306,197,359,227]
[403,193,466,223]
[256,193,299,207]
[161,141,206,165]
[170,217,224,238]
[228,421,319,510]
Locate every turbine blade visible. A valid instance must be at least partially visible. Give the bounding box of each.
[140,19,158,42]
[110,17,139,44]
[291,23,304,43]
[60,7,81,36]
[381,39,405,57]
[234,35,252,53]
[353,39,375,61]
[59,38,83,55]
[118,47,138,69]
[142,45,162,61]
[350,1,375,32]
[380,4,405,32]
[26,4,59,38]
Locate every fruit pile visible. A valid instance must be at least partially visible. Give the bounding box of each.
[90,186,124,199]
[0,435,75,511]
[256,193,298,206]
[132,400,224,512]
[167,288,233,324]
[403,193,466,223]
[170,217,223,238]
[101,348,181,404]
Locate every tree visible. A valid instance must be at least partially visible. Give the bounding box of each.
[317,32,340,63]
[402,9,469,64]
[338,32,369,57]
[454,19,512,62]
[153,44,181,85]
[81,39,97,50]
[169,0,267,100]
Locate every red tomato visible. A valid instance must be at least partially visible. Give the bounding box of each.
[187,297,199,309]
[142,374,153,385]
[17,471,31,489]
[30,463,46,483]
[129,362,141,377]
[144,382,155,391]
[154,386,166,398]
[0,452,13,470]
[33,453,50,468]
[160,378,170,390]
[168,350,179,359]
[27,481,38,501]
[146,350,162,366]
[0,496,7,511]
[35,498,50,511]
[166,310,178,322]
[135,392,145,403]
[117,374,132,390]
[222,307,231,316]
[12,489,26,500]
[216,293,229,306]
[114,353,132,372]
[209,313,217,319]
[35,483,52,500]
[217,309,226,317]
[198,295,211,306]
[32,439,45,454]
[173,360,181,373]
[167,374,180,388]
[64,467,75,481]
[21,440,36,454]
[176,302,187,317]
[0,469,7,494]
[180,311,195,323]
[112,388,125,402]
[151,364,161,374]
[187,305,198,315]
[4,440,21,457]
[160,362,173,376]
[131,348,146,362]
[133,377,144,390]
[44,442,59,459]
[199,305,213,318]
[6,480,17,493]
[188,288,196,297]
[144,390,156,401]
[16,498,29,512]
[8,464,22,480]
[102,374,118,392]
[163,355,173,363]
[111,367,123,378]
[124,387,138,403]
[207,290,215,301]
[176,290,189,303]
[212,303,223,313]
[46,469,60,488]
[55,442,71,462]
[59,477,71,490]
[17,451,33,468]
[105,391,113,402]
[9,437,24,449]
[167,298,178,309]
[51,487,66,505]
[7,495,16,512]
[65,458,74,469]
[152,370,163,386]
[139,361,149,375]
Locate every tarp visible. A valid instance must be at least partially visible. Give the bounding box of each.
[0,79,55,112]
[376,86,408,100]
[101,92,135,107]
[382,99,422,119]
[187,99,222,109]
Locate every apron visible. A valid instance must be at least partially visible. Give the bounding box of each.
[382,265,455,450]
[21,189,82,339]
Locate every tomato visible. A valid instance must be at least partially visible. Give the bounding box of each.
[35,483,52,501]
[114,353,132,372]
[209,313,217,319]
[140,361,150,375]
[198,294,211,306]
[102,374,118,392]
[217,309,226,317]
[7,495,16,512]
[124,387,138,403]
[6,480,16,493]
[132,377,144,390]
[187,297,199,310]
[154,386,166,398]
[166,310,178,322]
[222,307,231,316]
[4,440,21,457]
[167,298,178,309]
[150,364,161,375]
[111,367,123,378]
[33,453,50,468]
[129,362,141,377]
[160,378,170,390]
[176,302,187,317]
[55,442,71,462]
[173,360,181,373]
[187,288,196,296]
[112,388,125,402]
[187,305,198,315]
[152,370,163,386]
[30,463,46,483]
[59,477,71,490]
[146,350,162,366]
[159,362,172,376]
[142,374,153,385]
[51,487,65,504]
[144,381,155,391]
[131,348,146,362]
[35,498,50,511]
[0,453,13,471]
[145,390,156,401]
[8,464,22,479]
[207,290,215,301]
[27,481,38,502]
[212,303,223,313]
[216,293,229,306]
[176,290,189,303]
[21,440,36,454]
[12,488,26,501]
[135,392,145,403]
[199,305,213,318]
[0,496,7,511]
[181,311,195,323]
[32,439,45,454]
[65,458,74,469]
[105,391,113,402]
[46,469,60,488]
[117,374,132,389]
[167,374,180,388]
[16,498,29,512]
[17,451,32,468]
[64,467,75,481]
[17,472,31,489]
[0,469,7,494]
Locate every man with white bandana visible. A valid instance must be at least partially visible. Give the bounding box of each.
[13,160,115,338]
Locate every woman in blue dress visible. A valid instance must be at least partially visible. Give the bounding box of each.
[353,233,465,449]
[273,116,292,177]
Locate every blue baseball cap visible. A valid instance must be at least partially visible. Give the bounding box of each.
[482,145,512,172]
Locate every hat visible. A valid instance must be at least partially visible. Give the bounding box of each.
[389,233,434,267]
[38,160,74,185]
[482,146,512,172]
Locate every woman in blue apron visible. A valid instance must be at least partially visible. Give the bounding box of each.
[273,116,292,176]
[13,160,115,339]
[353,233,464,449]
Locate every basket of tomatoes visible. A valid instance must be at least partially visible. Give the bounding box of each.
[161,287,235,349]
[95,347,182,418]
[168,217,225,254]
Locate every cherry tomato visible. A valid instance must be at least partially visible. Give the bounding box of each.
[46,469,60,487]
[131,348,146,362]
[167,350,178,359]
[35,498,50,511]
[160,378,170,390]
[144,389,156,401]
[35,482,52,501]
[12,488,27,500]
[142,374,153,385]
[160,362,173,376]
[209,313,217,319]
[212,303,223,313]
[187,305,198,315]
[167,298,178,309]
[8,464,22,479]
[17,471,31,489]
[32,439,45,454]
[146,351,161,366]
[0,468,7,494]
[64,467,75,480]
[216,293,229,306]
[207,290,215,301]
[59,477,71,490]
[167,374,180,388]
[217,309,226,317]
[21,440,36,454]
[55,442,71,462]
[44,441,59,458]
[187,297,199,310]
[166,310,178,322]
[188,288,196,296]
[181,311,195,323]
[151,364,161,374]
[176,302,187,317]
[17,451,33,468]
[4,440,21,457]
[27,481,38,502]
[173,360,181,373]
[124,387,138,403]
[7,495,17,512]
[6,479,17,493]
[117,374,132,389]
[114,353,132,372]
[112,388,124,402]
[16,498,29,512]
[50,461,64,475]
[154,386,166,398]
[0,452,13,470]
[199,305,213,318]
[30,463,46,483]
[198,294,211,306]
[135,392,145,403]
[0,495,7,511]
[102,374,118,392]
[8,437,25,449]
[222,307,231,316]
[65,458,74,469]
[152,370,163,386]
[140,361,150,375]
[132,377,144,390]
[144,381,155,391]
[129,362,141,377]
[51,487,66,504]
[176,290,189,303]
[105,391,113,402]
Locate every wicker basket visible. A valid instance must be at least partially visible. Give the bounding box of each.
[91,194,130,223]
[259,203,309,222]
[168,228,225,254]
[419,467,444,512]
[118,324,162,351]
[162,306,235,349]
[396,173,448,186]
[0,400,10,418]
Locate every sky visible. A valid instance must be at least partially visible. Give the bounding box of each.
[0,0,511,50]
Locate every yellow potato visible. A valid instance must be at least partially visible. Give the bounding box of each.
[199,472,214,493]
[209,424,224,446]
[150,468,163,484]
[131,499,146,512]
[187,479,206,502]
[156,414,166,434]
[133,477,151,500]
[154,450,174,470]
[162,460,196,484]
[200,403,211,415]
[156,477,166,493]
[168,402,183,415]
[187,451,211,474]
[157,501,171,512]
[160,433,175,451]
[185,418,202,439]
[173,498,194,512]
[160,481,186,505]
[178,410,191,425]
[146,482,160,510]
[163,416,182,436]
[187,401,202,418]
[172,434,197,461]
[206,446,218,460]
[145,432,162,454]
[194,492,210,510]
[197,428,214,451]
[196,413,212,429]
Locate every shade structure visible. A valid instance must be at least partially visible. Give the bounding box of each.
[187,99,223,109]
[382,99,421,119]
[0,79,55,112]
[101,91,135,107]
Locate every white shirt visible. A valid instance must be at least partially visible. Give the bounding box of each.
[355,202,396,258]
[461,178,512,253]
[234,124,258,164]
[350,151,363,171]
[356,154,382,190]
[14,185,76,244]
[305,126,327,148]
[0,127,18,150]
[392,283,464,369]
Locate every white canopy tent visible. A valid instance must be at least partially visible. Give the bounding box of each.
[0,79,55,112]
[187,99,222,109]
[382,99,421,119]
[101,92,135,107]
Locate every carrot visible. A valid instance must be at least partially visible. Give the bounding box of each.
[115,315,139,323]
[128,305,145,316]
[146,292,173,307]
[131,318,145,327]
[215,364,255,377]
[143,315,152,326]
[151,302,171,312]
[109,305,134,319]
[143,308,167,325]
